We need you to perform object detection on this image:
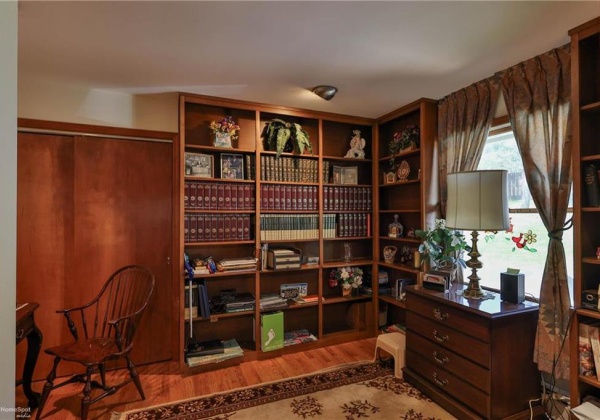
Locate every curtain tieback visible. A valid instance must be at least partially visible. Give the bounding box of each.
[548,217,573,241]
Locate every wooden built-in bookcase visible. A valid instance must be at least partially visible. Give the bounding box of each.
[570,17,600,408]
[373,99,438,330]
[178,93,377,373]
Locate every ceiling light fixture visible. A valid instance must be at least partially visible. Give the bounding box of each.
[311,85,338,101]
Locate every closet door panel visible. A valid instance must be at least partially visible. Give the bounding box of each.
[72,136,173,364]
[16,133,75,380]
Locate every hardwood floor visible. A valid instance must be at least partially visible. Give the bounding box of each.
[17,338,377,419]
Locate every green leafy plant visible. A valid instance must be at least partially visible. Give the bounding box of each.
[415,219,470,268]
[261,119,313,158]
[389,125,419,167]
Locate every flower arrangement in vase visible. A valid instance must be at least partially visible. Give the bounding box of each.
[261,118,312,158]
[329,266,363,296]
[210,116,240,148]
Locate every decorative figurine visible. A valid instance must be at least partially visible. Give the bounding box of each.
[345,130,366,159]
[388,214,403,238]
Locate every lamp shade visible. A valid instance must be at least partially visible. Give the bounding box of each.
[445,170,509,231]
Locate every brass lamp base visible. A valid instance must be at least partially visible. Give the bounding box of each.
[463,230,485,299]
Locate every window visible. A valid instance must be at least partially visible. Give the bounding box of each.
[474,122,573,300]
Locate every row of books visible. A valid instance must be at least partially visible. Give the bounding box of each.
[260,155,321,183]
[259,214,319,241]
[217,257,258,272]
[184,214,252,243]
[333,213,371,238]
[323,186,372,211]
[579,322,600,379]
[260,185,318,211]
[186,338,244,367]
[184,182,255,211]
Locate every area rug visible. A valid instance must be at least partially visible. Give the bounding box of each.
[111,361,456,420]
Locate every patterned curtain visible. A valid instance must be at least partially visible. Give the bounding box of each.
[500,45,572,379]
[438,79,500,216]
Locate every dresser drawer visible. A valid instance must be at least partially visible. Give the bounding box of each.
[407,348,490,418]
[407,311,490,368]
[406,329,490,393]
[408,293,490,342]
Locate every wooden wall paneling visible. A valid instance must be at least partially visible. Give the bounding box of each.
[72,135,174,365]
[16,133,75,382]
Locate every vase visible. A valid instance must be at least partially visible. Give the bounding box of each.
[342,287,352,297]
[213,132,232,148]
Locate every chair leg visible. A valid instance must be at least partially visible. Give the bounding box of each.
[126,356,145,400]
[36,356,60,420]
[80,366,93,420]
[99,363,106,389]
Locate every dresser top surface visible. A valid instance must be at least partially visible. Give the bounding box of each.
[407,285,539,318]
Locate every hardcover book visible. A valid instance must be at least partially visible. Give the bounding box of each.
[584,163,600,207]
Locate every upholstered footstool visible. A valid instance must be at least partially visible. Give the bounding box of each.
[373,331,406,378]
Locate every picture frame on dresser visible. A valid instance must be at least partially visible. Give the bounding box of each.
[220,153,244,180]
[185,152,213,178]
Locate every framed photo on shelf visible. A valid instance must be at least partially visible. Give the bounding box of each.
[185,152,213,178]
[332,165,358,185]
[220,153,244,180]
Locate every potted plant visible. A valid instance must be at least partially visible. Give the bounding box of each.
[389,125,420,167]
[261,118,313,158]
[415,219,470,271]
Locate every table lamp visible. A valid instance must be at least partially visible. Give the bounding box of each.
[445,170,509,298]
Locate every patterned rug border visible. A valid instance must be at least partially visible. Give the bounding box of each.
[111,361,392,420]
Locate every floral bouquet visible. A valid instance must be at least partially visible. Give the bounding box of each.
[210,116,240,141]
[389,125,420,156]
[329,266,363,290]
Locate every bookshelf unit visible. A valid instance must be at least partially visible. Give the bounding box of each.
[178,93,376,373]
[570,17,600,408]
[374,99,438,330]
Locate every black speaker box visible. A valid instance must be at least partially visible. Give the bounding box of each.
[500,272,525,304]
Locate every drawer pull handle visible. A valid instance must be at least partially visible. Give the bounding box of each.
[432,351,449,364]
[433,330,449,342]
[433,372,448,387]
[433,308,448,321]
[16,328,24,340]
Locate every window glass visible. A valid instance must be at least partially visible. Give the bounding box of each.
[474,129,573,299]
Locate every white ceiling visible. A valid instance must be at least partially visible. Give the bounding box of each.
[17,1,600,119]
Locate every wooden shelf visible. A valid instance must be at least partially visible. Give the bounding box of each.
[379,179,420,187]
[378,261,421,274]
[378,294,406,309]
[178,93,377,374]
[378,148,421,162]
[570,17,600,410]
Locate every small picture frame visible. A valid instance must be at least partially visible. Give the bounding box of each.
[332,165,358,185]
[220,153,244,180]
[185,152,213,178]
[384,172,397,184]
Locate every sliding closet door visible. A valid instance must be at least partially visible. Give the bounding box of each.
[17,132,174,380]
[71,135,173,364]
[16,133,75,380]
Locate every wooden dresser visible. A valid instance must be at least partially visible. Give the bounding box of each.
[404,285,539,419]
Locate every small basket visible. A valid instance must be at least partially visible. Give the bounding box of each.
[383,246,397,264]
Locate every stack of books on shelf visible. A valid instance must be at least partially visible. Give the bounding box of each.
[288,294,318,305]
[284,329,318,346]
[184,214,252,243]
[260,185,318,211]
[259,293,289,310]
[225,292,256,313]
[186,338,244,367]
[259,214,319,241]
[323,186,372,211]
[217,257,258,272]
